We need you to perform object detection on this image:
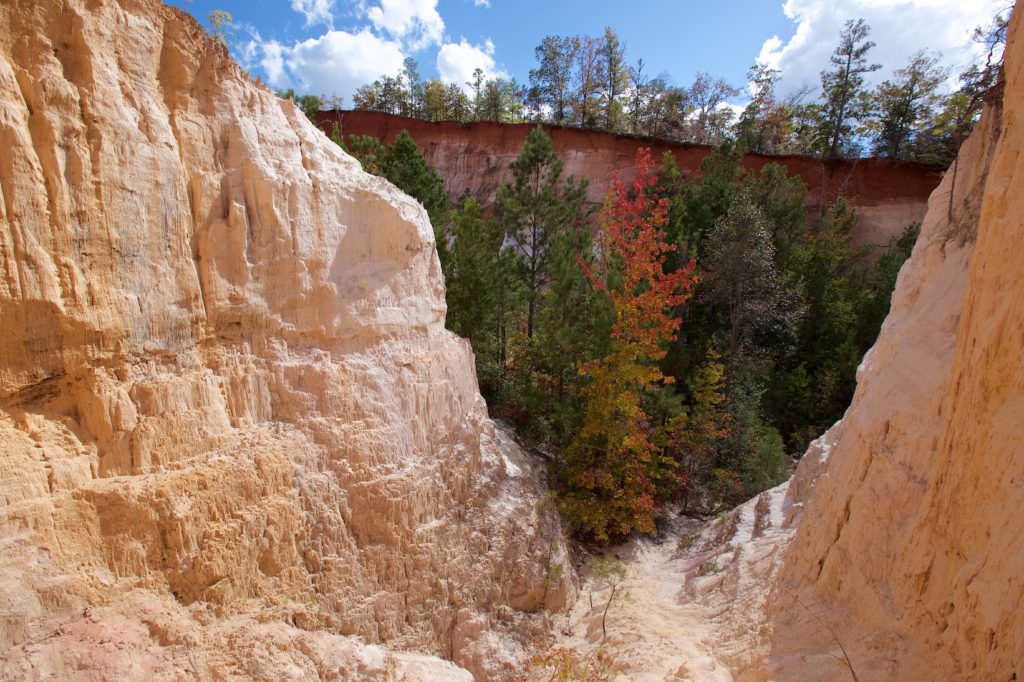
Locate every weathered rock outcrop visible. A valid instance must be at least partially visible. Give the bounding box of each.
[0,0,571,678]
[549,10,1022,681]
[319,110,944,250]
[762,9,1023,680]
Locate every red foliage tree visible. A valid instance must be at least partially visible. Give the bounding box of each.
[559,149,698,542]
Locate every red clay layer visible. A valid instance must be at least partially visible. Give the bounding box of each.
[316,110,946,248]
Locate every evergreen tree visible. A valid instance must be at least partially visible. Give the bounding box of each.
[529,36,578,123]
[401,57,425,118]
[597,27,628,131]
[869,51,947,159]
[573,36,603,127]
[749,163,808,273]
[735,65,791,154]
[379,132,449,226]
[339,134,385,175]
[333,132,449,265]
[277,89,323,120]
[445,198,510,393]
[700,191,795,363]
[817,18,881,158]
[769,199,866,449]
[469,68,487,118]
[497,126,588,339]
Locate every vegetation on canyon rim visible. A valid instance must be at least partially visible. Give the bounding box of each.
[312,13,1010,166]
[285,11,1009,543]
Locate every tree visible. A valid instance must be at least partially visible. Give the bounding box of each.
[700,190,792,363]
[558,149,697,542]
[401,57,424,118]
[769,199,866,449]
[478,78,527,122]
[339,134,386,175]
[749,163,808,272]
[627,59,649,135]
[208,10,232,47]
[445,198,510,394]
[911,9,1009,165]
[735,65,792,154]
[588,556,628,641]
[529,36,579,124]
[664,344,731,511]
[378,131,451,266]
[686,73,739,145]
[817,19,881,158]
[469,68,487,117]
[869,51,947,159]
[446,83,473,122]
[597,27,628,131]
[497,127,588,340]
[276,89,323,120]
[353,73,408,115]
[422,79,449,121]
[573,36,603,127]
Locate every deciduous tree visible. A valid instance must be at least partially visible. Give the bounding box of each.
[559,149,697,542]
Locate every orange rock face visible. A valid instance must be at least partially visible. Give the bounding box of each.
[0,1,570,678]
[319,110,944,249]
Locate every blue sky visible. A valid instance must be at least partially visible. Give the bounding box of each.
[168,0,1005,107]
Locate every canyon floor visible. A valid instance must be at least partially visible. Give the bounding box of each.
[556,483,794,681]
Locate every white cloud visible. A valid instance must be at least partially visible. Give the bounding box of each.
[757,0,1009,96]
[260,39,287,86]
[290,0,335,27]
[249,29,405,103]
[366,0,445,50]
[436,38,507,92]
[474,0,491,7]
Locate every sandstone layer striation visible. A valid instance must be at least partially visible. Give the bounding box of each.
[320,110,944,250]
[0,1,571,678]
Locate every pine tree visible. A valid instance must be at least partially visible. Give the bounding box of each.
[817,18,881,158]
[497,126,588,340]
[338,134,385,175]
[701,191,789,362]
[377,132,451,269]
[735,65,788,154]
[529,36,578,123]
[445,198,509,394]
[559,149,697,542]
[597,27,628,131]
[572,36,603,127]
[869,51,947,159]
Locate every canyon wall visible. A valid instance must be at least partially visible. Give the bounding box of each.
[763,8,1023,680]
[0,0,571,679]
[319,110,944,250]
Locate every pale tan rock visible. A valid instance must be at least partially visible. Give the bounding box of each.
[760,10,1024,680]
[564,11,1024,681]
[0,0,572,679]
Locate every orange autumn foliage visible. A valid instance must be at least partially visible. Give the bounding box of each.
[559,149,697,542]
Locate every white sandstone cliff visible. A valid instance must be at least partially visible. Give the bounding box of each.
[0,1,571,679]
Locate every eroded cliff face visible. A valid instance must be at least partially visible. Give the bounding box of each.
[762,10,1023,680]
[0,1,571,678]
[320,111,944,250]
